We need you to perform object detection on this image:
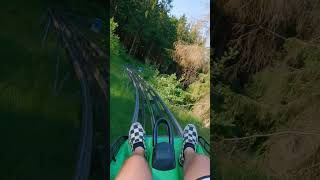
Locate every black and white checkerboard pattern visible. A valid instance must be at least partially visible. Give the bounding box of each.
[128,122,146,152]
[179,124,198,165]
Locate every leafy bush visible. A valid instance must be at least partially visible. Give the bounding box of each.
[186,73,210,102]
[137,61,210,111]
[138,63,159,82]
[110,17,121,56]
[151,73,186,105]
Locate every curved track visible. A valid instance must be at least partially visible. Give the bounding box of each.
[44,8,104,180]
[125,67,183,137]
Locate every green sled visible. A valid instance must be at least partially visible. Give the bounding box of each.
[110,136,209,180]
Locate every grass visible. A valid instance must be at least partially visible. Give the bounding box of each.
[0,0,104,179]
[110,55,135,143]
[171,106,210,140]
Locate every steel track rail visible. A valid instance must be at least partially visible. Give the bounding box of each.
[48,9,94,180]
[126,68,140,123]
[50,8,108,99]
[134,71,183,136]
[126,67,183,137]
[137,77,156,126]
[134,74,158,126]
[128,68,156,128]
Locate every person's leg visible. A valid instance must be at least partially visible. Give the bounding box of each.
[183,147,210,180]
[115,147,152,180]
[115,122,152,180]
[179,124,210,180]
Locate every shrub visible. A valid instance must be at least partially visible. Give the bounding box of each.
[186,73,210,102]
[110,17,121,56]
[151,73,186,105]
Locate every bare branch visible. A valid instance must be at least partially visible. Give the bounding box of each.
[221,130,320,141]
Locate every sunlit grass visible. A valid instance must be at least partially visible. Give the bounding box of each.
[110,55,135,143]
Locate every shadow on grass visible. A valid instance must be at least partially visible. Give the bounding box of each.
[0,108,80,180]
[110,94,135,143]
[0,1,91,179]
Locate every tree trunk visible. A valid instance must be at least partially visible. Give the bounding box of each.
[133,41,138,56]
[129,35,137,55]
[146,41,153,59]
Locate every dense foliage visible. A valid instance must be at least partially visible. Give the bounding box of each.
[110,0,207,73]
[110,0,175,69]
[213,1,320,179]
[110,18,121,56]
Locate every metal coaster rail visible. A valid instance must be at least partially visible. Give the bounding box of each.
[125,67,183,137]
[44,8,107,180]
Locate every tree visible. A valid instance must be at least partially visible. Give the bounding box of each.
[110,0,178,70]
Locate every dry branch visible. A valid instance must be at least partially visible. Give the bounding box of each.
[221,130,320,141]
[219,0,320,75]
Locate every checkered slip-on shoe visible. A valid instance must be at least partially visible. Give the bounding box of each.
[128,122,146,152]
[179,124,198,166]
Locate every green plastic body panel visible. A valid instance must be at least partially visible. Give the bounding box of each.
[110,136,207,180]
